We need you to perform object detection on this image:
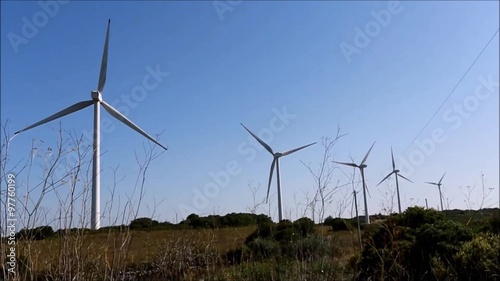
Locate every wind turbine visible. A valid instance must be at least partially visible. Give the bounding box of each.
[240,123,316,222]
[351,189,362,251]
[334,141,375,224]
[425,172,446,211]
[376,147,413,214]
[12,20,167,230]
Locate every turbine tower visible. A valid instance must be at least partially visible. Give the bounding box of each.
[352,189,362,251]
[240,123,316,222]
[377,147,413,213]
[334,141,375,224]
[425,172,446,211]
[12,20,168,230]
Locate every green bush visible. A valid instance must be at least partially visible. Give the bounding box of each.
[324,216,351,231]
[454,233,500,280]
[240,216,342,264]
[284,234,338,262]
[293,217,315,236]
[130,217,159,229]
[481,211,500,234]
[246,238,279,260]
[181,213,272,229]
[17,226,54,240]
[357,207,477,280]
[245,221,275,244]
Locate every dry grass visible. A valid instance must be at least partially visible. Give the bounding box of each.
[3,225,359,280]
[10,226,255,269]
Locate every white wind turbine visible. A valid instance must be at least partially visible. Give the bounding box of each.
[240,123,316,222]
[334,141,375,224]
[377,147,413,214]
[12,20,168,230]
[425,172,446,211]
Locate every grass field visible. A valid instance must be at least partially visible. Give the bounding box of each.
[5,224,360,280]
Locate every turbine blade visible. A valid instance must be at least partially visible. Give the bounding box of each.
[425,182,438,186]
[14,100,94,135]
[100,101,167,150]
[438,172,446,184]
[391,147,395,170]
[240,123,273,155]
[398,174,413,183]
[376,171,395,187]
[266,158,276,203]
[360,141,376,166]
[97,19,111,93]
[366,183,371,198]
[281,142,316,156]
[333,161,359,168]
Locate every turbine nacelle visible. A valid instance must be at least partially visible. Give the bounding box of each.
[274,152,283,158]
[91,91,102,102]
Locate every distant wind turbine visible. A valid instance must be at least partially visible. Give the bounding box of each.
[334,141,375,224]
[240,123,316,222]
[351,189,362,251]
[12,20,168,230]
[377,147,413,214]
[425,172,446,211]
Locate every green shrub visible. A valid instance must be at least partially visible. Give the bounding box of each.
[481,211,500,234]
[243,217,329,261]
[357,207,476,280]
[293,217,315,236]
[284,234,338,262]
[454,233,500,280]
[276,220,293,230]
[130,217,159,229]
[245,221,275,244]
[246,238,280,260]
[181,213,273,229]
[324,216,351,231]
[17,225,54,240]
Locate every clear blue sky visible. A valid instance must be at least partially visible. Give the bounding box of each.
[1,1,498,226]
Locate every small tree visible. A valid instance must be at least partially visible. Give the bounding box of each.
[301,126,347,223]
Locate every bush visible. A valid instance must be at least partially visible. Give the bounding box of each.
[275,227,300,243]
[17,226,54,240]
[243,217,326,261]
[246,238,279,260]
[357,207,476,280]
[324,216,351,231]
[130,217,159,229]
[454,233,500,280]
[245,221,275,244]
[225,246,252,265]
[284,234,339,262]
[481,211,500,234]
[294,217,315,236]
[181,212,272,229]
